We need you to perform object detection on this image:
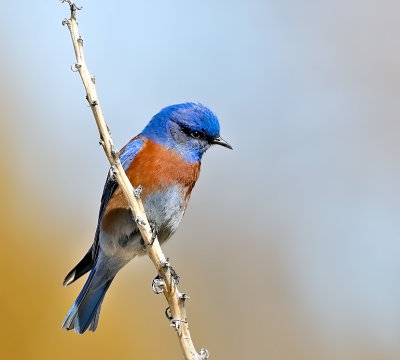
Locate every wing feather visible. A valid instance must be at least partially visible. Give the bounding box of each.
[63,137,144,286]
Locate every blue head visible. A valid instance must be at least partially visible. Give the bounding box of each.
[141,102,232,162]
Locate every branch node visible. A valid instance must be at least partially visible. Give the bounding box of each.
[160,259,180,284]
[149,222,158,244]
[171,266,180,285]
[99,138,105,148]
[71,63,81,72]
[161,259,171,269]
[170,318,187,334]
[110,144,119,159]
[73,4,83,11]
[171,319,181,331]
[61,18,70,26]
[90,100,98,106]
[179,293,190,301]
[164,308,189,334]
[91,75,96,84]
[59,0,82,11]
[135,216,147,227]
[152,275,165,294]
[199,348,210,359]
[109,165,118,180]
[133,185,143,199]
[165,307,173,321]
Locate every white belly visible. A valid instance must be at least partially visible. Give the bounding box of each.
[99,185,186,261]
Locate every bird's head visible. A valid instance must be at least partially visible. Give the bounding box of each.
[141,102,232,162]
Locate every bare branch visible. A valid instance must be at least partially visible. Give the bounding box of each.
[60,2,208,359]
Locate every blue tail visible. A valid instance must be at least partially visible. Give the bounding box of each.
[62,268,114,334]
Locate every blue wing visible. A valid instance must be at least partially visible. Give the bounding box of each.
[120,138,144,170]
[63,137,144,286]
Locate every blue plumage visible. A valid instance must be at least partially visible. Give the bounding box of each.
[120,139,143,170]
[62,266,114,334]
[142,103,222,162]
[62,103,231,333]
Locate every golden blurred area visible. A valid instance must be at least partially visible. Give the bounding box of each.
[1,1,400,359]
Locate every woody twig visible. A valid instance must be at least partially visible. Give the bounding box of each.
[60,1,208,359]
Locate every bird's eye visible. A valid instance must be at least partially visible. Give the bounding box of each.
[190,130,205,139]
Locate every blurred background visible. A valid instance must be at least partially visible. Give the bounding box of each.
[1,0,399,359]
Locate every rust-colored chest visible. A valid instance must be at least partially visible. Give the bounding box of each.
[125,139,201,198]
[102,139,201,225]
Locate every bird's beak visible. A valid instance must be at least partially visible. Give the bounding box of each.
[211,136,233,150]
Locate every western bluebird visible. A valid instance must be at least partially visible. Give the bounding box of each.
[61,102,232,334]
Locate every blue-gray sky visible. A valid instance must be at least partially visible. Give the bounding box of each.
[1,1,399,359]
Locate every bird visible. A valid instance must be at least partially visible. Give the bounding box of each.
[61,102,232,334]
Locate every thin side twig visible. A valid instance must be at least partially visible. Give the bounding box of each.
[60,1,208,359]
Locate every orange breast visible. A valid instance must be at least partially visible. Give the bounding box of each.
[125,139,201,198]
[101,139,200,231]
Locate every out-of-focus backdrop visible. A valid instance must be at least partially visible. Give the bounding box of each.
[1,1,399,359]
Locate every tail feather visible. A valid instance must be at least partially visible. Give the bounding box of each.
[62,269,114,334]
[63,246,94,287]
